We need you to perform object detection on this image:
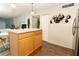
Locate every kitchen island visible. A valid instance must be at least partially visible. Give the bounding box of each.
[8,29,42,56]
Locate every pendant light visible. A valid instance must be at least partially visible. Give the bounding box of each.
[31,3,35,15]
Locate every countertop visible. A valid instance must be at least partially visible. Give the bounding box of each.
[0,32,8,37]
[9,29,41,34]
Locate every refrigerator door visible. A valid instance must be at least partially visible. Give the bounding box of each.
[72,18,76,36]
[74,27,78,56]
[73,12,79,55]
[76,28,79,55]
[76,14,79,55]
[72,18,78,55]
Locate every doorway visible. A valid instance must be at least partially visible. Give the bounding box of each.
[32,15,40,28]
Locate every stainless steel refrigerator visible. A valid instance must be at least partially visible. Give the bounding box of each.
[72,9,79,56]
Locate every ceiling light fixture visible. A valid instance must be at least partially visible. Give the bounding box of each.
[11,3,16,12]
[31,3,35,15]
[11,3,16,9]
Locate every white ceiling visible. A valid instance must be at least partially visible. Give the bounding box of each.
[0,3,65,18]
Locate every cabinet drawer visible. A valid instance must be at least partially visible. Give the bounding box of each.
[18,32,34,39]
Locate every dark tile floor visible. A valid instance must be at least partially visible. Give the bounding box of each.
[33,41,74,56]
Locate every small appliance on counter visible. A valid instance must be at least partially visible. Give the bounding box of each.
[21,24,27,29]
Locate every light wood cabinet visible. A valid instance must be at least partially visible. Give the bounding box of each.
[34,31,42,50]
[9,30,42,56]
[18,37,34,56]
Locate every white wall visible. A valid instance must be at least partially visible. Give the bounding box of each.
[48,7,77,49]
[39,4,79,49]
[40,15,49,41]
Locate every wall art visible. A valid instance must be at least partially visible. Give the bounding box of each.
[50,14,71,24]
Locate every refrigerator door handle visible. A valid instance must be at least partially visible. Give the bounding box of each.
[72,18,76,36]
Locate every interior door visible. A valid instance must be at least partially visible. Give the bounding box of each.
[32,16,40,28]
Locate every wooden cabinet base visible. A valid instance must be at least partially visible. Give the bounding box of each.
[28,46,42,56]
[9,30,42,56]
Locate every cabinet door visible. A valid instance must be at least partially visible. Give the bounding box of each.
[34,34,42,50]
[18,37,34,56]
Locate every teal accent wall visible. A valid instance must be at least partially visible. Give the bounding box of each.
[0,17,12,28]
